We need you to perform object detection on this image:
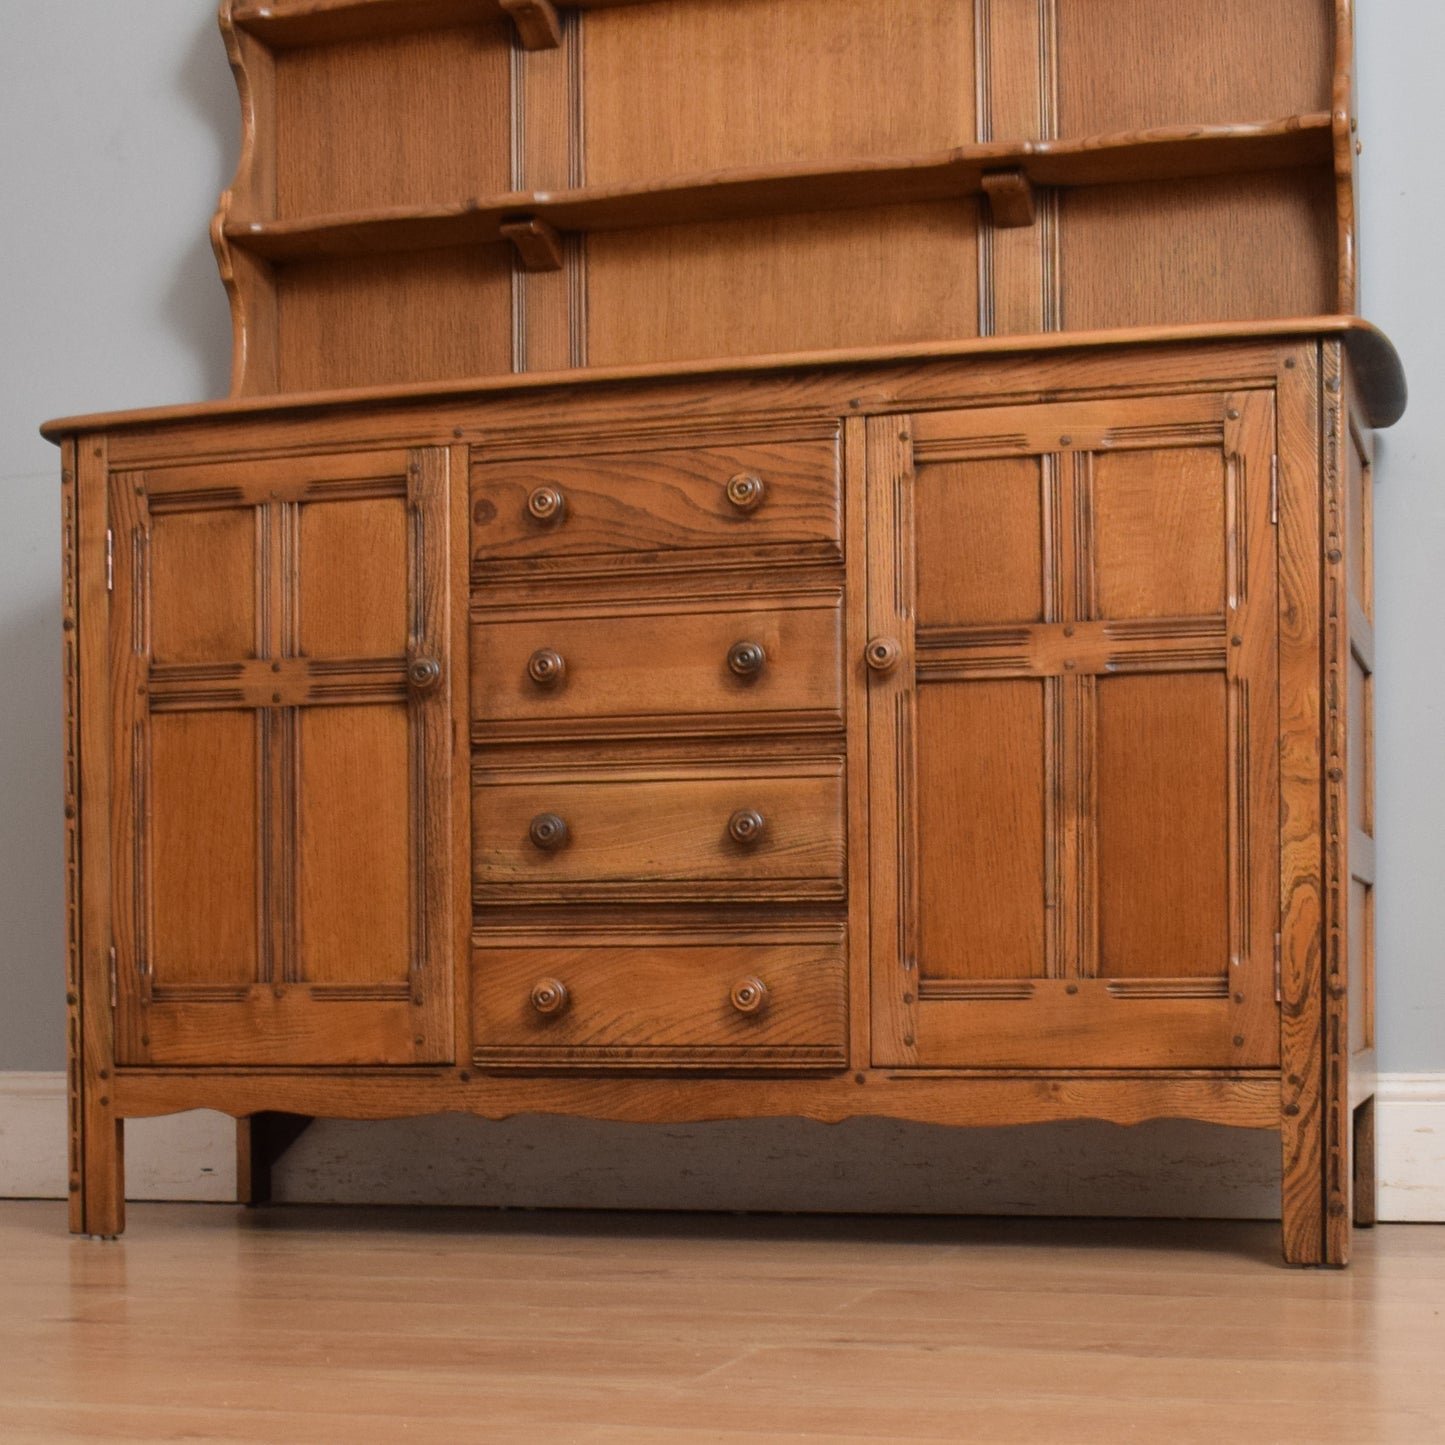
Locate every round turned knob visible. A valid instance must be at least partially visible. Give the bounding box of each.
[864,636,902,674]
[725,472,766,512]
[527,648,566,686]
[730,977,769,1015]
[407,656,443,690]
[527,486,566,524]
[728,808,766,846]
[727,640,767,678]
[530,978,569,1016]
[528,813,570,851]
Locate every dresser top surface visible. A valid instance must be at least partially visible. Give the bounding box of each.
[40,316,1406,444]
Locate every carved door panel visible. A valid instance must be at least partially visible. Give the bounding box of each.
[868,392,1279,1068]
[109,447,454,1065]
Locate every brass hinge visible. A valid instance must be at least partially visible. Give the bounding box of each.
[108,945,118,1010]
[105,529,114,592]
[1274,933,1283,1004]
[1269,455,1279,525]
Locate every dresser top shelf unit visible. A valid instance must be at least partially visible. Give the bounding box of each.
[212,0,1362,401]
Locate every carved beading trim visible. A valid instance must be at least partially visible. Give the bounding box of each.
[61,447,83,1211]
[1322,346,1350,1236]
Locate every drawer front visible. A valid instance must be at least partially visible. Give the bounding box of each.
[474,766,845,903]
[472,942,847,1070]
[471,434,841,569]
[472,599,842,736]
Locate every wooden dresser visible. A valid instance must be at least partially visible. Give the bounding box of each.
[45,0,1405,1264]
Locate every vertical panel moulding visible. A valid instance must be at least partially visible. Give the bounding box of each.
[408,447,454,1060]
[514,10,585,371]
[974,0,1059,336]
[844,417,872,1070]
[866,417,918,1066]
[1321,343,1351,1260]
[81,438,123,1237]
[447,444,472,1062]
[1069,447,1096,978]
[974,0,995,337]
[566,10,587,369]
[510,38,527,373]
[1224,391,1281,1066]
[1041,451,1063,978]
[1277,342,1328,1265]
[107,470,150,1070]
[61,441,83,1230]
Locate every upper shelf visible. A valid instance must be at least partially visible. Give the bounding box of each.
[224,114,1333,264]
[230,0,649,49]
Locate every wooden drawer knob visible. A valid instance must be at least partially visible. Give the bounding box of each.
[728,808,766,846]
[529,978,569,1015]
[725,472,766,511]
[528,813,570,851]
[864,636,902,674]
[730,977,769,1015]
[527,485,566,524]
[527,648,566,686]
[727,640,767,678]
[407,656,442,690]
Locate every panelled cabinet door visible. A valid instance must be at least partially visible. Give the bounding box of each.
[108,447,455,1066]
[867,392,1279,1068]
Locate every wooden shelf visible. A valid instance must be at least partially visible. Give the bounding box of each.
[225,114,1333,263]
[230,0,645,49]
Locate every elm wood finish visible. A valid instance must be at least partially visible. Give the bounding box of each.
[212,0,1361,395]
[50,334,1398,1263]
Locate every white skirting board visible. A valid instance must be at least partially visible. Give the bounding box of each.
[1,1071,1441,1221]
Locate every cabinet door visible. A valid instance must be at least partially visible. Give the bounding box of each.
[867,392,1279,1068]
[109,447,455,1065]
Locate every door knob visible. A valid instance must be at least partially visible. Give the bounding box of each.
[727,640,767,677]
[864,637,902,674]
[529,813,569,851]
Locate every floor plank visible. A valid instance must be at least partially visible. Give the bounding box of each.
[0,1202,1441,1443]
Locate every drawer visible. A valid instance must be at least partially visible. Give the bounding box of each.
[471,433,841,571]
[472,942,848,1071]
[473,764,845,903]
[472,598,842,737]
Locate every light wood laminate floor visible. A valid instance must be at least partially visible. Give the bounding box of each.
[1,1201,1442,1443]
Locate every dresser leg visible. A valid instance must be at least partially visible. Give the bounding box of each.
[237,1113,313,1205]
[1353,1095,1378,1228]
[79,1098,125,1239]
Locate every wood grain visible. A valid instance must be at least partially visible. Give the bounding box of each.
[1056,0,1331,134]
[584,202,981,369]
[582,0,975,183]
[471,598,842,734]
[1060,170,1337,331]
[273,24,512,218]
[472,942,847,1069]
[273,247,515,393]
[472,765,845,902]
[471,433,841,573]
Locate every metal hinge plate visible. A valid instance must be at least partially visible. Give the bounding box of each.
[105,529,114,592]
[1269,455,1279,525]
[108,945,118,1010]
[1274,933,1283,1004]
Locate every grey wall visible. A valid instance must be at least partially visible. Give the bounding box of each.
[1,2,1439,1074]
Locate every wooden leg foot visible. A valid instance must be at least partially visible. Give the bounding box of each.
[1353,1095,1378,1228]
